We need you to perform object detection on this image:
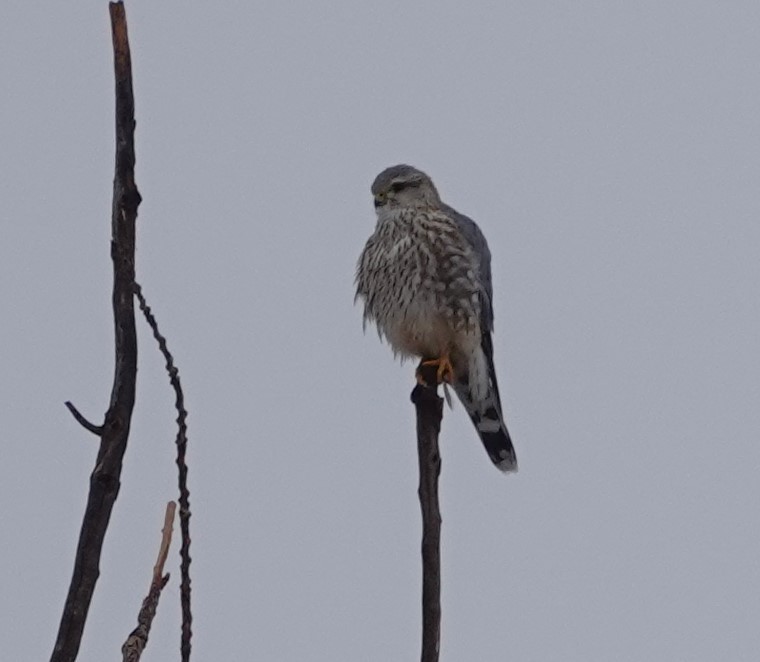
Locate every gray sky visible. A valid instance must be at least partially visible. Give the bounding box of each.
[2,1,760,660]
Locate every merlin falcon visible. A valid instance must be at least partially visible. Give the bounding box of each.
[356,164,517,472]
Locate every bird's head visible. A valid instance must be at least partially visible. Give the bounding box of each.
[371,164,441,213]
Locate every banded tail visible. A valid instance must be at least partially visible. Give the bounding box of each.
[453,370,517,473]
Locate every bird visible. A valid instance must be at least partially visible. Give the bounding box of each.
[355,164,517,472]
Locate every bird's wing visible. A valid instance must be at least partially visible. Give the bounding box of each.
[444,205,516,471]
[444,204,501,409]
[443,203,494,331]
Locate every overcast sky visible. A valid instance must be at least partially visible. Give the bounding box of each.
[2,1,760,660]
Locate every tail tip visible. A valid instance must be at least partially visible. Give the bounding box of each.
[495,450,518,473]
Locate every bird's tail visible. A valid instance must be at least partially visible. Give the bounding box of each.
[453,375,517,473]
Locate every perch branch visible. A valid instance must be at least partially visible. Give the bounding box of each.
[121,502,177,662]
[50,3,141,661]
[411,362,444,662]
[134,283,193,661]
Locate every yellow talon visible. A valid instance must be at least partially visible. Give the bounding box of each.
[419,355,455,385]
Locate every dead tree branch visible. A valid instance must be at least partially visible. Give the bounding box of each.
[411,363,444,662]
[121,502,177,662]
[134,283,193,661]
[50,3,141,660]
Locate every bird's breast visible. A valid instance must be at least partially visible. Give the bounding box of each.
[358,218,479,359]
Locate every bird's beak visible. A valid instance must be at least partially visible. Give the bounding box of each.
[374,193,386,208]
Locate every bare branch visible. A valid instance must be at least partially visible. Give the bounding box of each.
[64,401,104,436]
[153,501,177,583]
[134,283,193,661]
[411,362,443,662]
[121,502,177,662]
[50,3,141,660]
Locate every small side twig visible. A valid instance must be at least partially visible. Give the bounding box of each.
[64,401,104,436]
[121,501,177,662]
[134,282,192,661]
[411,362,444,662]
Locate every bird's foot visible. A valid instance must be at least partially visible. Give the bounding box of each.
[417,355,455,386]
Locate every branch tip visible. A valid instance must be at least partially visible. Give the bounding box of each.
[411,362,444,406]
[121,504,176,662]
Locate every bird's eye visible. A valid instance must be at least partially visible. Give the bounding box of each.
[390,182,407,193]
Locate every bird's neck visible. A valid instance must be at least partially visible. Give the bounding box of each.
[375,203,440,227]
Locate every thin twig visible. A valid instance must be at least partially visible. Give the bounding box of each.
[134,282,192,661]
[64,401,104,436]
[121,502,177,662]
[411,362,444,662]
[153,501,177,583]
[50,4,141,661]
